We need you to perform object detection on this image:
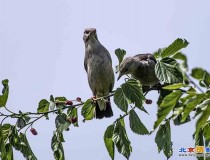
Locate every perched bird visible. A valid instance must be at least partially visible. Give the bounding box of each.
[118,53,159,87]
[83,28,115,119]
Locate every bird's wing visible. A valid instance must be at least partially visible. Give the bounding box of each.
[100,45,112,64]
[84,49,88,72]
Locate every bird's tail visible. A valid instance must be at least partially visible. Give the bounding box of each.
[95,98,113,119]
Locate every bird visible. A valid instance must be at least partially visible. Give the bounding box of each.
[117,53,159,87]
[83,28,115,119]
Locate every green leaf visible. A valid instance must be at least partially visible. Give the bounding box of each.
[172,52,188,72]
[9,127,21,151]
[19,133,37,160]
[0,79,9,107]
[155,60,183,84]
[37,99,49,113]
[114,88,128,112]
[104,125,115,160]
[51,131,65,160]
[129,110,149,135]
[181,94,204,122]
[0,124,7,160]
[113,120,132,159]
[115,48,126,64]
[154,90,182,129]
[191,68,205,80]
[155,120,173,159]
[161,38,189,58]
[55,114,70,133]
[153,49,162,59]
[196,99,210,137]
[2,124,12,143]
[173,114,191,126]
[160,57,177,65]
[121,79,146,112]
[203,121,210,140]
[203,70,210,88]
[162,83,184,90]
[55,97,67,102]
[5,143,13,160]
[68,108,78,127]
[157,89,172,106]
[81,99,95,120]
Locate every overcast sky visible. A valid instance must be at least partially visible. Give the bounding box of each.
[0,0,210,160]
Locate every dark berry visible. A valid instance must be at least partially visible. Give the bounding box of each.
[72,118,77,123]
[76,97,81,102]
[30,128,38,135]
[145,99,152,104]
[65,100,73,105]
[67,117,77,123]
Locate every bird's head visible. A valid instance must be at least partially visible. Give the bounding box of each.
[83,28,98,44]
[117,57,134,80]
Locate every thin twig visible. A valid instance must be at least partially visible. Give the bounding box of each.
[186,74,204,93]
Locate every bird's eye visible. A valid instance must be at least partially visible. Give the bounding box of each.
[84,31,89,34]
[123,68,128,73]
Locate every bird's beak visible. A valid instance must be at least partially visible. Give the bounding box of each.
[117,72,123,81]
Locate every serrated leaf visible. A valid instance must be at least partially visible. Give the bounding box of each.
[157,89,172,106]
[55,97,67,102]
[191,68,205,80]
[121,79,146,112]
[162,83,184,90]
[5,143,13,160]
[2,124,12,143]
[195,129,204,147]
[81,99,95,120]
[173,114,191,126]
[153,49,162,59]
[114,88,128,112]
[161,57,177,65]
[68,108,78,127]
[181,94,204,122]
[129,110,149,135]
[19,133,38,160]
[113,121,132,159]
[196,99,210,137]
[0,124,7,160]
[37,99,49,113]
[155,60,183,84]
[9,127,21,151]
[203,121,210,140]
[172,52,188,72]
[51,131,65,160]
[155,120,173,159]
[161,38,189,58]
[154,90,182,129]
[115,48,126,64]
[55,114,70,133]
[104,125,115,160]
[0,79,9,107]
[203,70,210,88]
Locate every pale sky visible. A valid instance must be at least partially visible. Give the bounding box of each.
[0,0,210,160]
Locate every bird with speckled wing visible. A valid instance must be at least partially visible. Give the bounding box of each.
[83,28,115,119]
[118,53,159,87]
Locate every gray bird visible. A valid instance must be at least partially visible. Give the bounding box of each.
[83,28,115,119]
[118,53,159,87]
